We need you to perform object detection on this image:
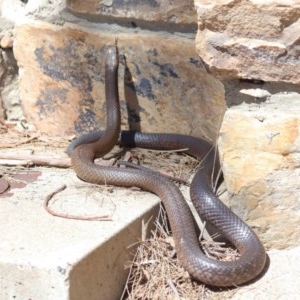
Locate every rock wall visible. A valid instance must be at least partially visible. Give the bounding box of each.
[219,93,300,249]
[0,0,226,141]
[196,0,300,249]
[195,0,300,85]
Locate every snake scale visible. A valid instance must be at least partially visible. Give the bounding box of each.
[68,44,266,287]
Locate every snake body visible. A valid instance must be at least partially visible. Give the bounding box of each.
[68,44,266,287]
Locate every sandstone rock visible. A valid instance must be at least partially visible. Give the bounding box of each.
[223,79,300,107]
[195,0,300,84]
[0,31,14,49]
[0,3,21,120]
[0,0,65,23]
[0,0,26,23]
[0,51,5,118]
[0,98,3,118]
[0,51,4,78]
[218,93,300,249]
[0,48,22,121]
[239,88,271,99]
[14,20,225,139]
[66,0,197,28]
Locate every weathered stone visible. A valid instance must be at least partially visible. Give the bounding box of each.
[14,20,225,139]
[239,88,271,99]
[0,3,21,120]
[0,52,5,118]
[0,31,14,49]
[0,51,4,78]
[0,48,21,121]
[66,0,197,29]
[218,93,300,249]
[0,0,65,23]
[195,0,300,84]
[223,79,300,107]
[0,0,26,23]
[0,98,3,119]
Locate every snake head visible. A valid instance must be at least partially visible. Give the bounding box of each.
[106,44,119,71]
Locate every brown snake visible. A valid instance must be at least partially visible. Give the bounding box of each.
[68,44,266,287]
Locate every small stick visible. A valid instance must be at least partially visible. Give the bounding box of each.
[0,134,40,148]
[43,184,113,221]
[167,279,180,298]
[0,158,33,166]
[0,153,71,168]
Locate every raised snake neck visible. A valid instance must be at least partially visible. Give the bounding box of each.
[68,44,266,287]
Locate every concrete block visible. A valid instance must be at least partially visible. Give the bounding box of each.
[0,167,159,300]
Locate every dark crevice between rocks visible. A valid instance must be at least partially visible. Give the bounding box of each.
[63,9,198,36]
[122,54,141,132]
[224,78,300,107]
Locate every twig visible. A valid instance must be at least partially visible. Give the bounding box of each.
[167,278,181,298]
[0,158,34,166]
[0,153,71,168]
[0,134,40,148]
[43,184,113,221]
[199,220,206,241]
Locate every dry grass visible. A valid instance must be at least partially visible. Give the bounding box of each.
[118,147,240,300]
[121,207,239,300]
[125,147,200,184]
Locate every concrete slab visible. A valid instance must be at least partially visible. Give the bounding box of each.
[0,167,160,300]
[232,247,300,300]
